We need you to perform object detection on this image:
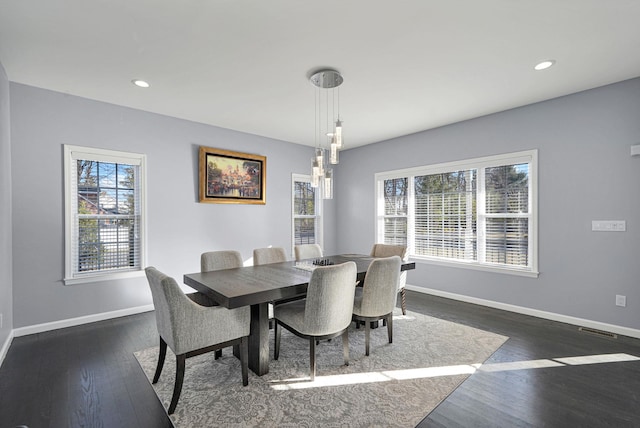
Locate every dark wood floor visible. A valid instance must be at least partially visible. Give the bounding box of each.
[412,293,640,428]
[0,312,173,428]
[2,291,640,427]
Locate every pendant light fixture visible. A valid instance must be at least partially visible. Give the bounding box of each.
[309,69,344,200]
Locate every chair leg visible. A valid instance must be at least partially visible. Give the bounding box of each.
[240,336,249,386]
[168,354,186,415]
[342,330,349,366]
[214,349,222,360]
[401,288,407,315]
[309,337,316,381]
[387,313,393,344]
[152,337,167,384]
[365,320,371,356]
[274,321,280,360]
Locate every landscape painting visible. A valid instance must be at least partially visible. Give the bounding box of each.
[199,146,266,204]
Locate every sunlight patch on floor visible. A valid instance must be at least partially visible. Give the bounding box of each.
[268,353,639,390]
[269,364,479,390]
[479,353,639,372]
[478,359,564,372]
[554,353,640,365]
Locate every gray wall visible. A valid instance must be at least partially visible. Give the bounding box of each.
[7,75,640,333]
[0,63,12,343]
[337,78,640,331]
[10,83,336,328]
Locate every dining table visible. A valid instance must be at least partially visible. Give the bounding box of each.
[183,253,416,376]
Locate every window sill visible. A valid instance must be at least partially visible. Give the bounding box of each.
[411,257,539,278]
[64,270,145,285]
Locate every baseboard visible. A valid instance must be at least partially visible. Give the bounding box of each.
[12,304,155,338]
[406,285,640,340]
[0,330,14,369]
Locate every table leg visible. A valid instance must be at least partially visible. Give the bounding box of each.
[248,302,270,375]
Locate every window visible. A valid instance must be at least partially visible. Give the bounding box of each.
[381,177,408,246]
[292,174,322,250]
[376,150,537,276]
[64,145,146,284]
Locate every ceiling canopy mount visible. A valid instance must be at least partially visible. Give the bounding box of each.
[309,69,343,89]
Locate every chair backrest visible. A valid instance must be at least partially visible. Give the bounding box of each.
[370,243,408,260]
[253,247,287,265]
[145,266,188,350]
[201,250,243,272]
[146,266,250,356]
[359,256,402,316]
[294,244,323,261]
[370,243,408,291]
[303,261,357,336]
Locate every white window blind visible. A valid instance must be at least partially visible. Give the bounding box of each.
[376,150,537,276]
[482,163,530,268]
[414,169,476,261]
[64,145,146,284]
[382,177,408,246]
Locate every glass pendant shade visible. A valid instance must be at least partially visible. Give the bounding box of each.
[311,158,320,187]
[334,119,343,148]
[330,139,339,164]
[323,169,333,199]
[315,147,325,176]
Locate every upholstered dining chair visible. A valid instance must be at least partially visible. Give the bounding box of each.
[253,246,287,265]
[370,243,409,315]
[352,256,401,356]
[294,243,323,261]
[273,261,357,380]
[253,247,288,319]
[201,250,243,272]
[201,250,245,357]
[145,267,250,415]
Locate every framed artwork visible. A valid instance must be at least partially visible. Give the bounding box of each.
[199,146,266,204]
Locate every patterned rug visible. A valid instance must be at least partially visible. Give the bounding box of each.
[134,309,508,427]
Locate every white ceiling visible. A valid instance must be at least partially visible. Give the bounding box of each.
[1,0,639,149]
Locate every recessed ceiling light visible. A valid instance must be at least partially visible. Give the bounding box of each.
[534,60,556,71]
[131,79,150,88]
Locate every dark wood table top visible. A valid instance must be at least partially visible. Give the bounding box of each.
[183,254,415,309]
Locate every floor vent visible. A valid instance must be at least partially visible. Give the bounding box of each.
[578,326,617,339]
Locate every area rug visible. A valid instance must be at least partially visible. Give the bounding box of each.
[134,309,508,427]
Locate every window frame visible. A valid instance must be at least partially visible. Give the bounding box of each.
[291,173,323,255]
[63,144,147,285]
[375,150,538,277]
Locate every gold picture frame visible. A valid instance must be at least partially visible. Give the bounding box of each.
[199,146,266,204]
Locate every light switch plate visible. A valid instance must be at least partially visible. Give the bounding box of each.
[592,220,626,232]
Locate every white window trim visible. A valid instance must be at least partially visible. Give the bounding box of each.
[63,144,147,285]
[375,150,538,277]
[291,173,323,256]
